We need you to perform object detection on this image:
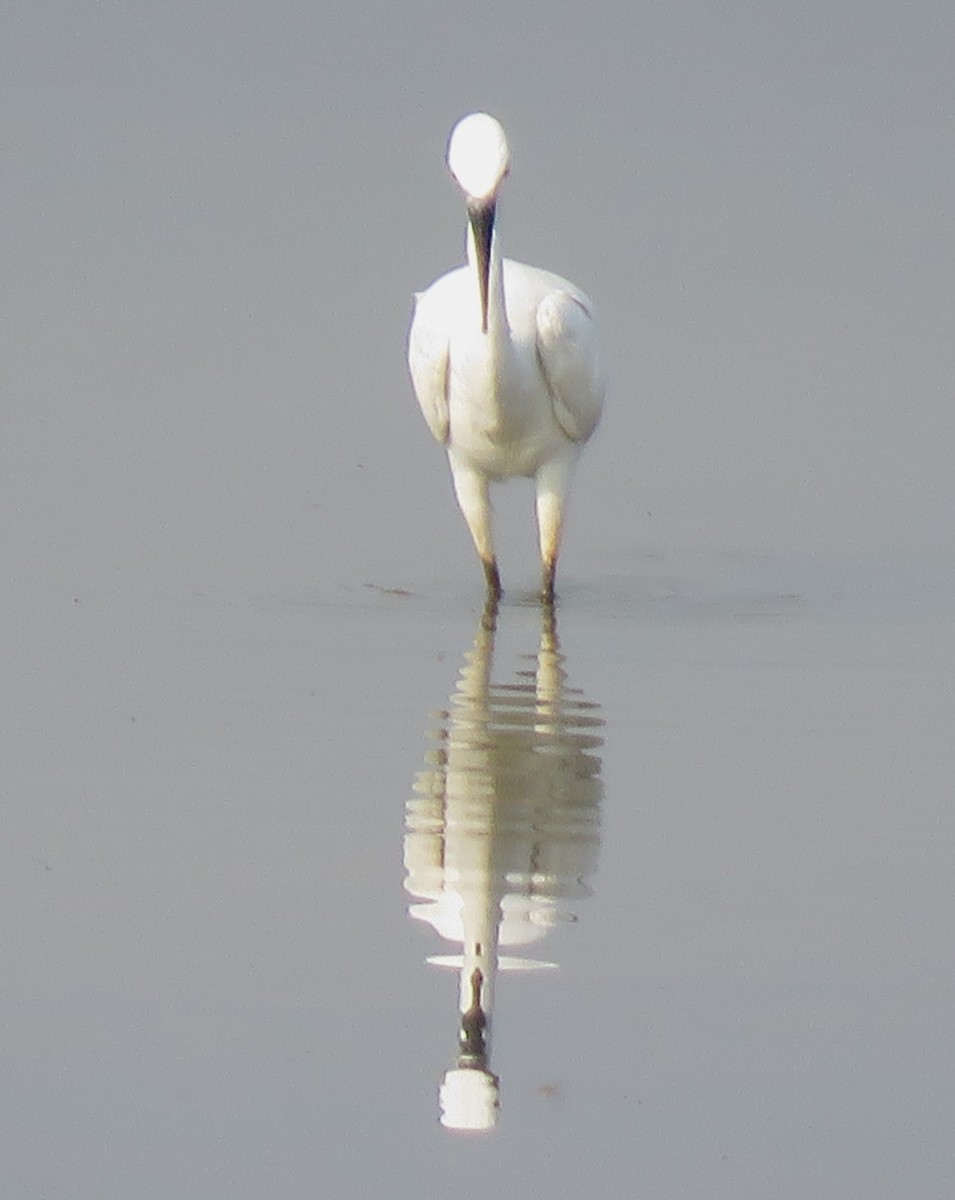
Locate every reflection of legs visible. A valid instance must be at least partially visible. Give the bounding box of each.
[535,453,575,602]
[450,456,501,597]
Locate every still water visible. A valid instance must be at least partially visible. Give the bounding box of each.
[4,553,952,1198]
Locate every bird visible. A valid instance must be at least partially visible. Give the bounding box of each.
[407,112,605,602]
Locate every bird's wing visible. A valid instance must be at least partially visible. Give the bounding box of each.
[535,290,605,444]
[407,290,450,445]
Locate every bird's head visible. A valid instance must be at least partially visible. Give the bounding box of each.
[447,112,510,202]
[447,113,510,333]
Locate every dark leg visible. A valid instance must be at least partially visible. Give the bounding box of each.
[540,558,556,604]
[483,557,502,600]
[480,590,500,633]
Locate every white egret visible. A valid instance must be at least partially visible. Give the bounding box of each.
[408,112,605,601]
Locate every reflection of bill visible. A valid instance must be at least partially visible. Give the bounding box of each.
[404,599,604,1131]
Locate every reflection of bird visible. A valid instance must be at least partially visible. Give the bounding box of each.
[408,113,605,601]
[404,599,603,1130]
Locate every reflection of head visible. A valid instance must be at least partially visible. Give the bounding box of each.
[439,1065,500,1131]
[439,967,499,1130]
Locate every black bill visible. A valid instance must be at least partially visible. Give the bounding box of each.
[467,198,496,334]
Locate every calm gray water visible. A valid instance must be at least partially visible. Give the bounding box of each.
[5,557,953,1198]
[3,2,954,1196]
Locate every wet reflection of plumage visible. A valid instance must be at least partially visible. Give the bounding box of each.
[404,599,603,1131]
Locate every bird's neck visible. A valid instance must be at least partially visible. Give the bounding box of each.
[464,220,525,440]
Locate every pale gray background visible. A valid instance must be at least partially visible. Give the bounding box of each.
[3,1,953,1197]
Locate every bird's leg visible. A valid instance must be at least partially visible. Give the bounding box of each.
[535,455,574,603]
[480,590,500,633]
[450,456,501,598]
[540,559,556,605]
[483,558,502,600]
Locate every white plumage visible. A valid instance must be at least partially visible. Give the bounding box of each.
[408,113,604,600]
